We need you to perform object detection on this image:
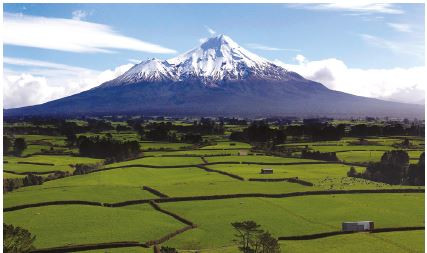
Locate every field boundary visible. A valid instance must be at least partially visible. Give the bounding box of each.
[29,241,148,253]
[143,186,169,198]
[17,161,55,166]
[196,165,244,181]
[278,226,425,240]
[5,188,423,212]
[146,200,197,246]
[3,170,62,175]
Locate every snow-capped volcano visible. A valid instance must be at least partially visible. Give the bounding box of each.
[104,35,303,87]
[6,34,424,118]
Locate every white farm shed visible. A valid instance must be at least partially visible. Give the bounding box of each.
[342,221,374,232]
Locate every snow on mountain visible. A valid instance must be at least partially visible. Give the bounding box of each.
[103,34,304,87]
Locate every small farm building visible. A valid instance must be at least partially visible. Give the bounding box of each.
[260,168,273,174]
[342,221,374,232]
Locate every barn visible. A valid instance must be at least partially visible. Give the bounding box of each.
[342,221,374,232]
[260,168,273,174]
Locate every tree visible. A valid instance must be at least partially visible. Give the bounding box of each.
[232,220,263,253]
[257,232,280,253]
[13,138,27,156]
[4,136,12,154]
[4,223,36,253]
[65,133,77,147]
[231,221,281,253]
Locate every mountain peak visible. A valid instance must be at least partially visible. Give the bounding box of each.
[104,34,303,87]
[200,34,238,50]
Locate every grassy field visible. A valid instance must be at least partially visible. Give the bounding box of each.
[3,128,424,252]
[280,230,425,253]
[162,193,424,250]
[4,204,184,248]
[105,156,203,167]
[4,155,103,174]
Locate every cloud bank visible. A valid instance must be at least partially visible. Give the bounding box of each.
[4,12,176,54]
[275,55,425,105]
[4,57,134,108]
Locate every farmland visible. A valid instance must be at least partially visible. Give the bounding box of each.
[3,117,425,252]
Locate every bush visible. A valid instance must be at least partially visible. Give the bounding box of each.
[73,163,103,175]
[13,138,27,156]
[4,223,36,253]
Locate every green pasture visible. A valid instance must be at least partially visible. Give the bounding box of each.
[105,156,203,167]
[3,172,26,179]
[174,230,425,252]
[280,230,425,253]
[163,193,424,250]
[204,155,325,164]
[4,204,183,249]
[4,155,103,174]
[200,141,251,150]
[4,166,312,207]
[140,142,192,151]
[205,163,364,180]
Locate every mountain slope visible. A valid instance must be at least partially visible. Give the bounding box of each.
[5,35,424,118]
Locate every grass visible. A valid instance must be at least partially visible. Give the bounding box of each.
[4,155,103,174]
[280,230,425,253]
[206,163,362,180]
[3,131,424,252]
[4,184,157,208]
[200,141,251,150]
[162,193,424,250]
[105,156,203,167]
[140,142,193,151]
[204,155,324,164]
[3,166,312,207]
[4,204,184,248]
[3,172,26,179]
[79,247,152,253]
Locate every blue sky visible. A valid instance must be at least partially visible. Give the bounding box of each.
[3,3,425,108]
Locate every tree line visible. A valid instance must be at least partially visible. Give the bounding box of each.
[348,150,425,186]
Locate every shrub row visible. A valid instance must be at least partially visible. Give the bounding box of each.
[143,186,169,198]
[278,226,425,240]
[196,165,244,181]
[30,241,148,253]
[17,161,55,166]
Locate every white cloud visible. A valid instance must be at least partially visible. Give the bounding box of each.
[72,10,90,20]
[274,55,425,105]
[246,43,300,52]
[4,57,134,108]
[360,34,424,59]
[128,59,142,64]
[387,23,412,33]
[199,37,208,43]
[205,26,216,36]
[4,12,176,54]
[293,3,403,14]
